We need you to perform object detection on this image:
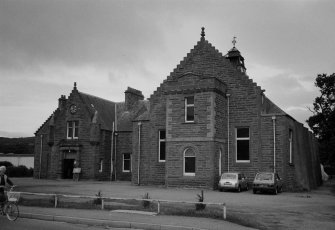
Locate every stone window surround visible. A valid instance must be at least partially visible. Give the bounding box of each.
[235,127,250,163]
[123,153,131,172]
[183,147,196,176]
[67,120,79,140]
[184,96,195,123]
[158,130,166,162]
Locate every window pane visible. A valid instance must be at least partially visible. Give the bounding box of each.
[185,157,195,173]
[159,142,166,161]
[237,140,249,160]
[186,96,194,105]
[123,154,131,171]
[184,148,195,156]
[124,160,130,171]
[74,125,78,138]
[159,130,166,139]
[186,107,194,121]
[67,122,73,138]
[237,128,249,138]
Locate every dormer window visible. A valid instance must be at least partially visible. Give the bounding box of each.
[185,96,195,122]
[67,121,79,139]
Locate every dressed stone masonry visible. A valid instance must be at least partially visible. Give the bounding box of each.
[34,28,321,191]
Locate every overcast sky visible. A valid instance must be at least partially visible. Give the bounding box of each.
[0,0,334,137]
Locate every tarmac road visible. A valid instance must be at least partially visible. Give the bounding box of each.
[0,217,131,230]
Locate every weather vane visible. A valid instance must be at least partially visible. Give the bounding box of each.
[232,36,237,48]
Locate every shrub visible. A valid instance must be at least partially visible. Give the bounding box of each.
[142,192,151,209]
[0,161,13,168]
[195,190,206,211]
[6,165,33,177]
[93,191,102,205]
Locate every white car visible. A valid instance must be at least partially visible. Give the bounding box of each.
[218,172,249,192]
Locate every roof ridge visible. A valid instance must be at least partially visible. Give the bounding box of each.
[78,91,116,104]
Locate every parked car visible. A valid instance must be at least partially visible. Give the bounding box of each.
[218,172,249,192]
[252,172,283,195]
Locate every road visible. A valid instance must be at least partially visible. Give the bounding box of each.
[0,217,139,230]
[13,178,335,230]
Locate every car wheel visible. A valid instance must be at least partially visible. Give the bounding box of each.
[253,189,257,194]
[219,188,223,192]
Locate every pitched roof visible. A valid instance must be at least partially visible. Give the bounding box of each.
[78,91,116,131]
[116,100,149,131]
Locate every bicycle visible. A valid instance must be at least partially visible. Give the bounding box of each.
[0,185,20,221]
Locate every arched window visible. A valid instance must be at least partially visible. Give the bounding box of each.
[183,148,196,176]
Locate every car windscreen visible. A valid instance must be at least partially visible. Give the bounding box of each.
[221,174,237,179]
[255,173,273,181]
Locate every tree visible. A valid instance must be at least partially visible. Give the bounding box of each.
[307,73,335,167]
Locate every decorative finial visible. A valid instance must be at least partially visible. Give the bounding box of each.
[232,36,237,48]
[74,82,77,89]
[201,27,205,38]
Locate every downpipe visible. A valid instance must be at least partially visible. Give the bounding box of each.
[137,122,142,185]
[272,116,276,173]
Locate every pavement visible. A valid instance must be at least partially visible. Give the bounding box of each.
[19,205,256,230]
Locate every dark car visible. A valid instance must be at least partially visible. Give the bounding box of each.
[253,172,283,195]
[218,172,249,192]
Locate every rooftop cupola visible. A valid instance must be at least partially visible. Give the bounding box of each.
[225,37,246,73]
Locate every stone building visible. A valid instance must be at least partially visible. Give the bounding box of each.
[34,84,145,181]
[34,28,321,191]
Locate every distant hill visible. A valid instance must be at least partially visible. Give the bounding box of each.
[0,137,35,155]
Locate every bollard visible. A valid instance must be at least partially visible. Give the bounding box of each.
[101,199,104,210]
[157,201,160,214]
[55,195,58,208]
[222,203,226,220]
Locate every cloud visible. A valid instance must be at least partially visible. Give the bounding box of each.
[248,62,319,125]
[0,0,167,72]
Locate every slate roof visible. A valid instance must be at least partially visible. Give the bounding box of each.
[116,100,149,131]
[78,91,116,131]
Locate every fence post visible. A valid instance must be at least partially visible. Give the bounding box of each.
[222,203,226,220]
[101,199,104,210]
[157,200,160,214]
[54,195,58,208]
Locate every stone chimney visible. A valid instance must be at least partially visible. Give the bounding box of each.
[125,87,144,111]
[58,95,67,111]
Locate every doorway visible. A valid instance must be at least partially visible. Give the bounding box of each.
[63,159,75,179]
